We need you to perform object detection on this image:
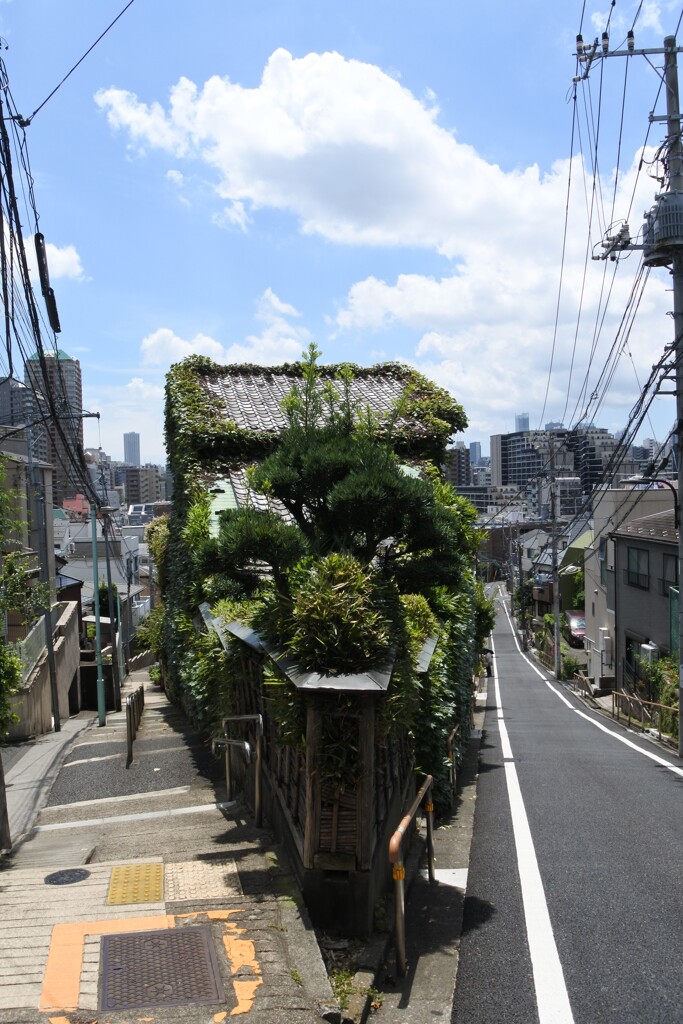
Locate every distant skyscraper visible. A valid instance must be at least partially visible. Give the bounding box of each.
[124,431,141,467]
[515,412,529,433]
[469,441,482,466]
[24,349,83,505]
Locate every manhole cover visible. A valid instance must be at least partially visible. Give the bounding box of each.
[100,926,225,1010]
[44,868,91,886]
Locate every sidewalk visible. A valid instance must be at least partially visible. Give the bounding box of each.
[0,670,336,1024]
[342,680,487,1023]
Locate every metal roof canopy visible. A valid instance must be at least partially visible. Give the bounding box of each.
[199,604,438,692]
[223,619,394,692]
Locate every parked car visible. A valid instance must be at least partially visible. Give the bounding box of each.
[562,610,585,648]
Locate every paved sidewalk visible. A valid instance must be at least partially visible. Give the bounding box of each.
[0,671,335,1024]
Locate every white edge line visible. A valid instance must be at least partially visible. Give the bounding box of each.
[500,591,683,778]
[490,641,575,1024]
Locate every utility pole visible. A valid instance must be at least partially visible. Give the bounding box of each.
[90,502,106,727]
[577,31,683,752]
[101,513,121,712]
[662,36,683,759]
[518,539,528,648]
[550,439,561,679]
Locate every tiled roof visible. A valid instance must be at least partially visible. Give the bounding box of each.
[202,369,409,434]
[208,469,294,537]
[613,508,678,542]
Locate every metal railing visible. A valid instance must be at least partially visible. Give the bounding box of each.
[612,689,678,743]
[570,671,593,700]
[126,685,145,766]
[11,614,46,683]
[213,714,264,827]
[388,774,435,976]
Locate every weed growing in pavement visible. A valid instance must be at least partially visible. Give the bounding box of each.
[329,967,356,1010]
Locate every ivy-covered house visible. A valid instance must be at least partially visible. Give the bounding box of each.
[159,348,492,934]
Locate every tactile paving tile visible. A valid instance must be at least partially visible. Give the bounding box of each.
[164,858,242,902]
[100,925,224,1010]
[107,863,164,904]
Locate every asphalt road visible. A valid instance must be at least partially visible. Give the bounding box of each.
[452,586,683,1024]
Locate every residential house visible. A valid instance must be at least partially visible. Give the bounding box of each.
[583,483,675,691]
[611,508,678,693]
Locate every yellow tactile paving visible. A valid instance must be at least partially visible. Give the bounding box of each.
[107,863,164,904]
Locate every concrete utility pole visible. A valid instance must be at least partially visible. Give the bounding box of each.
[101,513,121,712]
[90,502,106,727]
[662,37,683,759]
[550,440,561,679]
[578,32,683,753]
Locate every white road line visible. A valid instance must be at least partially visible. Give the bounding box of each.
[34,800,235,832]
[46,786,191,812]
[571,707,683,777]
[490,642,575,1024]
[500,596,683,777]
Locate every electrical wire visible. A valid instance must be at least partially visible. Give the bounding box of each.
[19,0,138,126]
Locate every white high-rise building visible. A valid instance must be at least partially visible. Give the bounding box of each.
[124,431,141,467]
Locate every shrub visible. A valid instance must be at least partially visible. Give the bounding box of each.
[254,553,393,673]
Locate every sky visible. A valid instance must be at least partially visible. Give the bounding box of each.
[0,0,681,464]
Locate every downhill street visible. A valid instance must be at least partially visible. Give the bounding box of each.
[452,586,683,1024]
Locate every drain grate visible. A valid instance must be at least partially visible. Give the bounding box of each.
[100,925,225,1010]
[107,863,163,904]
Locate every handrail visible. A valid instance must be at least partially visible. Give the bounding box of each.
[612,689,678,743]
[216,714,264,827]
[570,672,593,700]
[388,774,435,976]
[125,684,145,767]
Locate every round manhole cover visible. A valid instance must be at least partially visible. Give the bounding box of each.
[44,868,91,886]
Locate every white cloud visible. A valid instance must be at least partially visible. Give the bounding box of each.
[95,48,500,255]
[22,234,85,287]
[141,327,226,365]
[334,142,672,438]
[96,41,675,443]
[139,290,307,371]
[45,242,85,280]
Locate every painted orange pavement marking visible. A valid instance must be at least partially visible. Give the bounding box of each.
[40,908,261,1016]
[41,914,175,1012]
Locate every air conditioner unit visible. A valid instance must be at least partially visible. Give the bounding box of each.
[640,642,659,665]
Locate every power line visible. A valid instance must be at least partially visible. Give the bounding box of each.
[17,0,139,127]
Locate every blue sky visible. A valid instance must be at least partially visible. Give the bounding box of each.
[0,0,680,463]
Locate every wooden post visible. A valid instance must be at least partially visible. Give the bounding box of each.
[303,703,322,869]
[357,695,375,870]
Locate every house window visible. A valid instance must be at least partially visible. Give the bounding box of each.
[626,546,649,589]
[599,538,607,586]
[661,553,678,596]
